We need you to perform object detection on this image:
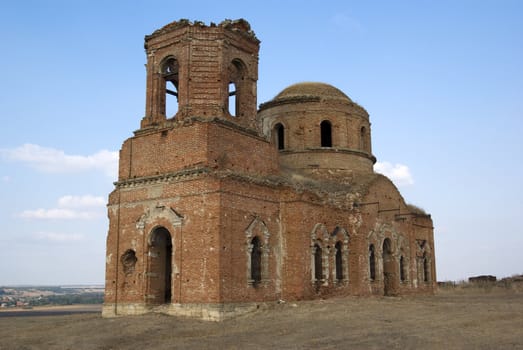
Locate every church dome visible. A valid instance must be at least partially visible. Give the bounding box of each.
[273,82,353,103]
[258,81,375,177]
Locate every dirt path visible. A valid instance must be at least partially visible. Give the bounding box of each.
[1,289,522,349]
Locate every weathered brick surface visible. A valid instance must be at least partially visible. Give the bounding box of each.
[103,19,436,319]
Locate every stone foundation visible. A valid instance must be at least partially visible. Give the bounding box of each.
[102,302,261,321]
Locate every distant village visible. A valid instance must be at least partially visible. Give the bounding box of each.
[0,286,104,309]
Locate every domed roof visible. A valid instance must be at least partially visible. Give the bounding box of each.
[274,82,352,103]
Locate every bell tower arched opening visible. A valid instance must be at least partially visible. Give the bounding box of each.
[228,82,237,117]
[161,57,179,119]
[228,59,246,118]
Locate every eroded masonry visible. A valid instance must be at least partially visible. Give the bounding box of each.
[103,19,436,320]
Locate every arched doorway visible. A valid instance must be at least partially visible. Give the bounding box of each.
[382,238,395,295]
[147,227,173,304]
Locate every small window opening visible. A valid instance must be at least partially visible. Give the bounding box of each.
[251,236,262,284]
[320,120,332,147]
[274,123,285,150]
[335,241,343,281]
[314,244,323,281]
[162,58,179,118]
[369,244,376,281]
[228,82,237,117]
[400,256,406,282]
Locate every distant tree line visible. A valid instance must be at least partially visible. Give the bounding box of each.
[29,293,104,306]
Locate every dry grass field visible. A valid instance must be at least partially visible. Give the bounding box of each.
[1,283,522,350]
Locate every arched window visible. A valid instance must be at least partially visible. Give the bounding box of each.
[228,59,246,117]
[423,254,429,282]
[314,243,323,281]
[246,218,270,287]
[400,256,406,282]
[320,120,332,147]
[274,123,285,150]
[382,238,394,295]
[360,126,367,151]
[161,57,179,118]
[335,241,343,282]
[250,236,262,284]
[369,244,376,281]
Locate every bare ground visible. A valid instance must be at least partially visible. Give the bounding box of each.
[1,287,522,350]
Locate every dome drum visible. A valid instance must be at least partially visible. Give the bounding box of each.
[259,82,374,179]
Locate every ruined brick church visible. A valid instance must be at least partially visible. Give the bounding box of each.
[103,19,436,320]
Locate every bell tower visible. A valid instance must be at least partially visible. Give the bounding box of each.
[140,19,259,130]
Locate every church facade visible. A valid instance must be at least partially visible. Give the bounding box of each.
[103,19,436,320]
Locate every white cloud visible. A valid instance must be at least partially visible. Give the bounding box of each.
[20,208,100,220]
[1,175,9,182]
[0,143,118,178]
[34,232,84,242]
[19,195,106,220]
[57,195,105,208]
[374,161,414,187]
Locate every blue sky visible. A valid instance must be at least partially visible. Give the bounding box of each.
[0,0,521,284]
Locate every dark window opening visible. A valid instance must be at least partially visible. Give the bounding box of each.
[400,256,406,282]
[251,236,262,284]
[275,123,285,150]
[165,240,172,302]
[369,244,376,281]
[162,58,179,118]
[320,120,332,147]
[383,238,391,255]
[314,244,323,281]
[423,255,429,282]
[335,241,343,281]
